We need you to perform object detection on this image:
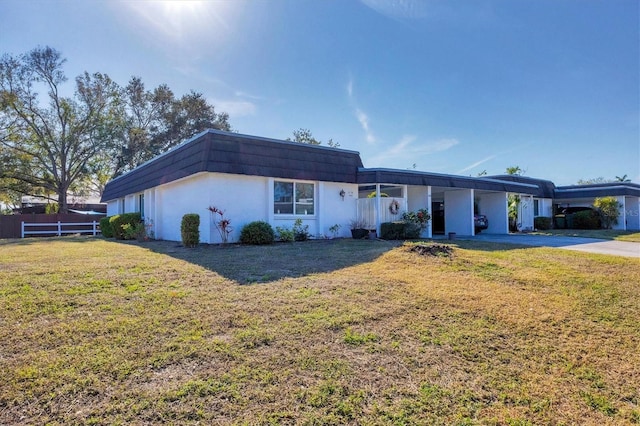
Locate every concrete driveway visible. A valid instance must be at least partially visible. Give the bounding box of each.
[456,234,640,258]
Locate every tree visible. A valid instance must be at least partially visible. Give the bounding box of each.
[593,196,622,229]
[577,177,611,185]
[615,174,631,182]
[0,46,121,213]
[505,166,525,176]
[108,77,232,178]
[287,128,340,148]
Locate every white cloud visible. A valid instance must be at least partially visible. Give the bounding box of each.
[367,136,459,167]
[214,99,256,117]
[346,76,376,144]
[355,108,376,143]
[456,155,497,174]
[360,0,429,20]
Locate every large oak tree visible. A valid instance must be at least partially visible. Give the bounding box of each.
[0,46,121,213]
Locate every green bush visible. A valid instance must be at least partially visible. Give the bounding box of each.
[100,216,114,238]
[380,221,421,240]
[573,210,601,230]
[594,196,622,229]
[181,214,200,247]
[240,221,275,245]
[275,226,295,242]
[293,218,310,241]
[109,213,142,240]
[534,216,552,231]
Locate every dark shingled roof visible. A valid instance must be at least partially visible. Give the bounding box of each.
[359,169,541,194]
[486,175,557,198]
[554,182,640,199]
[101,130,364,202]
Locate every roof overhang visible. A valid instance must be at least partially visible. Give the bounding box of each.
[357,168,540,194]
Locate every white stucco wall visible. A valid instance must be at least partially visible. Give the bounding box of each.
[612,195,626,230]
[135,172,359,243]
[445,189,474,236]
[534,198,553,218]
[106,200,119,216]
[154,172,270,243]
[317,181,359,238]
[407,185,432,237]
[625,196,639,230]
[478,192,508,234]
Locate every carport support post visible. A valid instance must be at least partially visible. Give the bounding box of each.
[375,184,381,236]
[427,186,432,238]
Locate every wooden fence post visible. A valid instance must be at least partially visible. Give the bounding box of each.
[57,221,61,236]
[21,221,24,238]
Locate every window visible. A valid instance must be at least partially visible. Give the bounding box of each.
[138,194,145,218]
[119,198,125,214]
[274,181,315,215]
[533,199,539,216]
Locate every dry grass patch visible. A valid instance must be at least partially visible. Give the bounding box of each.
[0,236,638,424]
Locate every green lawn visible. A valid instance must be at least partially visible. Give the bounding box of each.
[0,237,638,425]
[530,228,640,242]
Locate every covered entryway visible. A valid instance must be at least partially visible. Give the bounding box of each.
[357,169,541,238]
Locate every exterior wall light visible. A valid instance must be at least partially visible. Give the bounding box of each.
[339,189,346,200]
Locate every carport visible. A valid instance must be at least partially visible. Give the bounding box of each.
[357,169,540,237]
[554,183,640,231]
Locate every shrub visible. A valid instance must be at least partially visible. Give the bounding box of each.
[573,210,601,230]
[534,216,552,230]
[122,222,147,241]
[45,203,59,214]
[109,213,142,240]
[380,221,420,240]
[240,221,275,245]
[181,214,200,247]
[100,216,114,238]
[275,226,295,242]
[593,197,622,229]
[293,219,310,241]
[401,209,430,231]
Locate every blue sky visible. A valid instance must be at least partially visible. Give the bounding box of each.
[1,0,638,185]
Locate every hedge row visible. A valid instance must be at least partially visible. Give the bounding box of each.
[380,221,421,240]
[100,213,142,240]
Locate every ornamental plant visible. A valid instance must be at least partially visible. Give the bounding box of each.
[207,205,233,244]
[401,208,431,231]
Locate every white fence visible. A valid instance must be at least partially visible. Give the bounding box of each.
[356,198,407,229]
[21,221,101,238]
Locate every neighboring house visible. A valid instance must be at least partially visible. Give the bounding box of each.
[18,194,106,215]
[554,182,640,230]
[101,130,640,243]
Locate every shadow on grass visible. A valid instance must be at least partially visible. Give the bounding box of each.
[134,238,403,284]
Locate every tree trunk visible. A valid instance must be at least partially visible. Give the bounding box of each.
[58,185,69,214]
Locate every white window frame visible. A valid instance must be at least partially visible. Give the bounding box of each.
[273,179,316,217]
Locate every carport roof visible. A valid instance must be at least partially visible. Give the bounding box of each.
[554,182,640,199]
[486,175,557,198]
[357,168,541,194]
